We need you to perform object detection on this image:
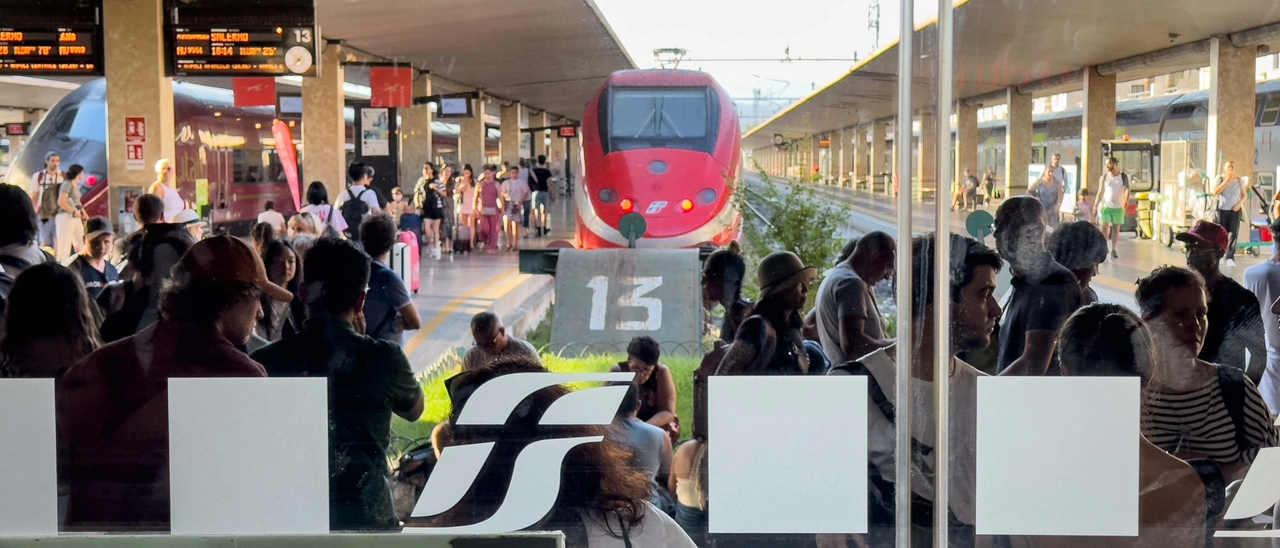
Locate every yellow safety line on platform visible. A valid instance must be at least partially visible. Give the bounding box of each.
[404,267,520,356]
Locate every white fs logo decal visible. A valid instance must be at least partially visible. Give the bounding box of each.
[405,372,634,534]
[645,201,668,214]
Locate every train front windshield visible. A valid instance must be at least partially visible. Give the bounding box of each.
[606,88,716,153]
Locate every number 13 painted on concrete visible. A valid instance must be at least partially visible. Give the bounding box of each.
[586,276,663,331]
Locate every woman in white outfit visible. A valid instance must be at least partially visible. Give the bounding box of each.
[54,164,87,261]
[148,159,184,222]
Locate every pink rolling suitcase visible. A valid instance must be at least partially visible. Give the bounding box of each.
[395,231,420,294]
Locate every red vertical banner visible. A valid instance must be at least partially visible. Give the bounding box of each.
[369,67,413,108]
[233,78,277,107]
[271,120,301,212]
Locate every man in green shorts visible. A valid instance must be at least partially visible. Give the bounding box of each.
[1093,156,1129,259]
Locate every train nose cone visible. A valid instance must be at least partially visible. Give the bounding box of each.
[647,160,668,175]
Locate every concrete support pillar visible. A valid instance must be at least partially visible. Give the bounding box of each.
[1005,87,1033,197]
[855,125,869,186]
[871,122,887,193]
[399,74,433,193]
[837,129,846,185]
[103,0,175,228]
[957,101,979,187]
[1081,69,1116,194]
[1207,37,1257,185]
[567,131,580,188]
[459,93,486,170]
[919,108,937,197]
[500,102,523,167]
[302,43,346,203]
[550,121,567,177]
[532,112,549,160]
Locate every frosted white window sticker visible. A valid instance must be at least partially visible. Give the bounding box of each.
[169,378,329,534]
[0,379,57,536]
[976,377,1139,536]
[708,376,867,534]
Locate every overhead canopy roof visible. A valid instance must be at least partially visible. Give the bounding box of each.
[316,0,635,123]
[0,76,79,111]
[743,0,1280,149]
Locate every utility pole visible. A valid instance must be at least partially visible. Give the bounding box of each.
[868,0,881,52]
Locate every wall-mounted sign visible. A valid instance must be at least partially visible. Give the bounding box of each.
[4,123,28,136]
[436,95,473,118]
[166,1,317,77]
[558,126,577,138]
[0,3,103,76]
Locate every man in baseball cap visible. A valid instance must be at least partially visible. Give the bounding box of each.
[68,216,119,299]
[58,234,288,530]
[1177,220,1266,380]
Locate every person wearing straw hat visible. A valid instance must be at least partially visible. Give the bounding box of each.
[67,216,118,300]
[171,208,208,241]
[717,251,818,376]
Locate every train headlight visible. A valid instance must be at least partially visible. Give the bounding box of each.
[620,199,634,213]
[598,188,618,204]
[648,160,668,175]
[696,188,717,205]
[680,199,694,212]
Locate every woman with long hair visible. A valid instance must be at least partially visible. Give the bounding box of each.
[301,181,346,237]
[456,164,478,251]
[255,240,300,342]
[1,262,102,378]
[439,164,456,255]
[1136,266,1278,482]
[1007,303,1210,548]
[1211,160,1246,265]
[426,358,695,546]
[702,241,750,343]
[54,163,87,261]
[416,163,444,259]
[147,158,184,222]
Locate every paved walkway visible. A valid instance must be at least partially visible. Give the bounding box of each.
[403,197,576,374]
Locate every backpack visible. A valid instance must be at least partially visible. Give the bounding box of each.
[320,205,343,240]
[1214,364,1253,459]
[340,188,371,239]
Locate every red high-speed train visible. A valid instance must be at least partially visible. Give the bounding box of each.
[5,79,494,233]
[575,69,742,249]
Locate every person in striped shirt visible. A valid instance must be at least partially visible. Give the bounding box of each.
[1137,266,1279,481]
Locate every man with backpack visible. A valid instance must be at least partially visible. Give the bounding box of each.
[337,162,382,240]
[252,237,423,531]
[827,233,1003,547]
[31,151,65,248]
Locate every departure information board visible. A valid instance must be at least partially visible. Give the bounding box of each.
[0,4,103,76]
[169,26,317,77]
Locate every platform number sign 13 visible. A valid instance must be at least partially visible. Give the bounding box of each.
[587,276,663,331]
[550,249,701,356]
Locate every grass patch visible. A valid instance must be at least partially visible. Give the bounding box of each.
[391,352,702,455]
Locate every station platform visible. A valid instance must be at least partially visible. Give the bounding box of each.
[401,197,576,375]
[746,173,1271,310]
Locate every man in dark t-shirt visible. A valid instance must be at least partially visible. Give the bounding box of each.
[993,197,1084,376]
[1179,220,1267,382]
[252,238,423,531]
[530,155,555,236]
[68,216,119,300]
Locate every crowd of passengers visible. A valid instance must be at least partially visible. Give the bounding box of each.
[6,151,1280,546]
